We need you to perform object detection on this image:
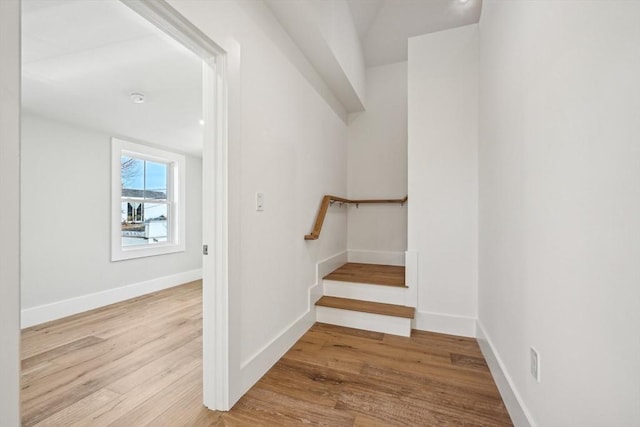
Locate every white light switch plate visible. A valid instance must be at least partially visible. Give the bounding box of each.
[256,192,264,211]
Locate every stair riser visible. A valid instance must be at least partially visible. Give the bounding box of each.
[323,280,409,306]
[315,306,412,337]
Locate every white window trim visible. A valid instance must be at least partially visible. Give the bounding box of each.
[111,137,186,261]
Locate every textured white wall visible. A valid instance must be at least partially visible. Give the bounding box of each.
[479,1,640,425]
[347,62,407,257]
[407,25,479,336]
[0,0,21,424]
[20,114,203,309]
[168,0,348,405]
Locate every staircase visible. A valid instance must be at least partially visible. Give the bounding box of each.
[315,262,415,337]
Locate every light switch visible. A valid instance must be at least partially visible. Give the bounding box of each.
[256,192,264,211]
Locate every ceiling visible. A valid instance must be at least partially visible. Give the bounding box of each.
[21,0,203,156]
[21,0,481,144]
[347,0,482,66]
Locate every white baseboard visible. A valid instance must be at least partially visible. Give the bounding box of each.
[236,251,347,400]
[404,251,418,307]
[21,269,202,329]
[347,250,405,266]
[476,321,535,427]
[318,251,348,281]
[413,310,476,338]
[239,308,315,395]
[309,283,323,305]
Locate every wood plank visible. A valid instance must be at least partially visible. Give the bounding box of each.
[33,389,121,427]
[105,364,202,427]
[225,387,356,426]
[22,336,105,371]
[22,283,512,426]
[71,355,201,426]
[316,296,415,318]
[324,262,406,287]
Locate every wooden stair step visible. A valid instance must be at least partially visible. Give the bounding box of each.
[315,296,415,319]
[323,262,406,287]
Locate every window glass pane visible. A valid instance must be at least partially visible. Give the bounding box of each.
[121,156,144,198]
[145,161,168,199]
[144,202,168,243]
[121,202,146,247]
[121,201,144,224]
[113,138,185,260]
[120,202,168,247]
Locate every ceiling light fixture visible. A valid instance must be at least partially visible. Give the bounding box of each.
[199,119,205,126]
[130,92,145,104]
[458,0,470,3]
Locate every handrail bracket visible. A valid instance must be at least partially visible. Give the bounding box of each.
[305,194,408,240]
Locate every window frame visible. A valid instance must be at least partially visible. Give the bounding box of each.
[111,137,186,261]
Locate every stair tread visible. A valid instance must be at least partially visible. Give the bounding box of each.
[324,263,406,287]
[315,296,415,319]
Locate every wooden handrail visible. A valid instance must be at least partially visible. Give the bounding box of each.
[304,195,407,240]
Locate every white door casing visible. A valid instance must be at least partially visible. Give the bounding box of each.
[121,0,231,410]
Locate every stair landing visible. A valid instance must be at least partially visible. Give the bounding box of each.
[323,262,406,287]
[317,262,414,337]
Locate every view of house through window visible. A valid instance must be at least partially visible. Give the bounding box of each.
[120,156,170,246]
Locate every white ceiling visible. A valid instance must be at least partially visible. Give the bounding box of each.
[347,0,482,67]
[21,0,481,145]
[21,0,203,156]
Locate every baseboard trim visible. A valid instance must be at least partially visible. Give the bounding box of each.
[236,251,347,399]
[318,251,348,282]
[476,321,535,427]
[21,269,202,329]
[347,250,405,266]
[413,310,476,338]
[239,308,315,394]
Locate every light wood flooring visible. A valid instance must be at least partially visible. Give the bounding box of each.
[22,281,513,426]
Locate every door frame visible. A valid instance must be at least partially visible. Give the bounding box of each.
[121,0,231,410]
[0,0,231,419]
[0,0,21,424]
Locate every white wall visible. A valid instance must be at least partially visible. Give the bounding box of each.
[167,0,348,406]
[20,114,202,320]
[264,0,366,114]
[347,62,407,261]
[0,0,21,424]
[310,0,366,107]
[239,0,348,121]
[407,25,478,337]
[478,2,640,426]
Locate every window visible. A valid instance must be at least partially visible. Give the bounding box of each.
[111,138,185,261]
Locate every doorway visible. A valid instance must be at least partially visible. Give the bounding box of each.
[17,0,229,419]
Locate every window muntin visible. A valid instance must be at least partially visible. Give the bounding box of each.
[111,138,185,261]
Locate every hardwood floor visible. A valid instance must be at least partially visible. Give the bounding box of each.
[316,296,415,318]
[324,263,407,287]
[22,281,513,426]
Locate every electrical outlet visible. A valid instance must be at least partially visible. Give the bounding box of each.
[530,347,540,382]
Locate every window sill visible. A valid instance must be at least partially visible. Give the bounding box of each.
[111,241,185,261]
